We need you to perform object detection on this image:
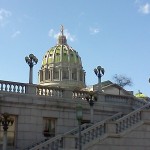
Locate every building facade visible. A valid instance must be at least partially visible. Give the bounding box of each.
[0,26,150,150]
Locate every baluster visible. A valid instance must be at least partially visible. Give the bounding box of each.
[5,83,8,91]
[21,85,25,93]
[1,83,4,91]
[95,127,98,138]
[36,87,40,95]
[82,133,86,144]
[13,84,16,92]
[116,123,119,133]
[126,118,129,129]
[119,122,122,132]
[60,137,63,148]
[41,88,43,95]
[98,125,101,135]
[51,89,54,97]
[138,112,141,121]
[87,131,90,142]
[103,124,106,134]
[17,85,20,93]
[91,129,94,140]
[122,120,125,131]
[8,84,11,92]
[75,137,78,148]
[129,116,131,126]
[45,88,47,95]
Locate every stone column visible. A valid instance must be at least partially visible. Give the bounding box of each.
[43,69,45,82]
[59,68,62,81]
[77,69,80,81]
[51,69,53,81]
[69,69,72,80]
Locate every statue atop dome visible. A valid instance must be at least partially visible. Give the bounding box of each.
[58,25,67,45]
[60,25,64,36]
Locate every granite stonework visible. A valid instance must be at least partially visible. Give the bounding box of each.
[0,81,138,149]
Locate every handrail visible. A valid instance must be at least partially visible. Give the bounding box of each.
[26,123,91,150]
[75,112,123,149]
[36,85,64,97]
[26,113,123,150]
[0,80,26,94]
[115,103,150,134]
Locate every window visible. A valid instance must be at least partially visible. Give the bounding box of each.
[43,118,56,138]
[62,69,69,79]
[53,69,59,80]
[72,69,77,80]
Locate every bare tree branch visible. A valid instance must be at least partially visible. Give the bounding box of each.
[113,74,132,88]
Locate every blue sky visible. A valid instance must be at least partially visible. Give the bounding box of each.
[0,0,150,96]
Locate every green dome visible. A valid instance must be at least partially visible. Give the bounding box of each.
[38,26,86,89]
[42,45,81,66]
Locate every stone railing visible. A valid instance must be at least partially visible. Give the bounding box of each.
[29,135,63,150]
[27,123,91,150]
[36,85,63,97]
[0,80,26,94]
[105,94,133,105]
[0,80,147,109]
[132,98,148,109]
[75,112,123,149]
[115,103,150,134]
[25,113,122,150]
[72,90,90,99]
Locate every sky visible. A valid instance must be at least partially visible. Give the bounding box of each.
[0,0,150,96]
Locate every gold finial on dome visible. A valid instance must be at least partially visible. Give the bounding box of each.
[60,25,64,36]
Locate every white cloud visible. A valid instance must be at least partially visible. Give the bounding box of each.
[139,3,150,14]
[0,8,11,26]
[11,30,21,38]
[48,29,55,37]
[89,27,100,35]
[48,28,76,42]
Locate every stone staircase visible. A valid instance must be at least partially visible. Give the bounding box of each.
[23,123,91,150]
[23,112,123,150]
[79,102,150,150]
[24,102,150,150]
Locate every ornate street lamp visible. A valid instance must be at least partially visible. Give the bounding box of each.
[25,54,38,84]
[94,66,105,92]
[76,103,83,150]
[85,92,97,124]
[0,113,14,150]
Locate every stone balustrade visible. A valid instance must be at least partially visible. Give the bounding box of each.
[72,90,90,99]
[26,123,91,150]
[0,80,147,109]
[105,94,133,105]
[0,80,26,94]
[132,98,147,109]
[36,85,63,97]
[75,112,123,149]
[29,135,63,150]
[115,103,150,134]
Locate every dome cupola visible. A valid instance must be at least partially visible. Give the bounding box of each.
[38,26,86,89]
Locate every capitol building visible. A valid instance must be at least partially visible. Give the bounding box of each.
[0,26,150,150]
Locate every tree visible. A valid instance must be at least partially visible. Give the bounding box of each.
[113,74,132,88]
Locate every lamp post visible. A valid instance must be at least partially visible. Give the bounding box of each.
[76,104,83,150]
[25,54,38,84]
[94,66,105,92]
[85,92,97,124]
[0,113,14,150]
